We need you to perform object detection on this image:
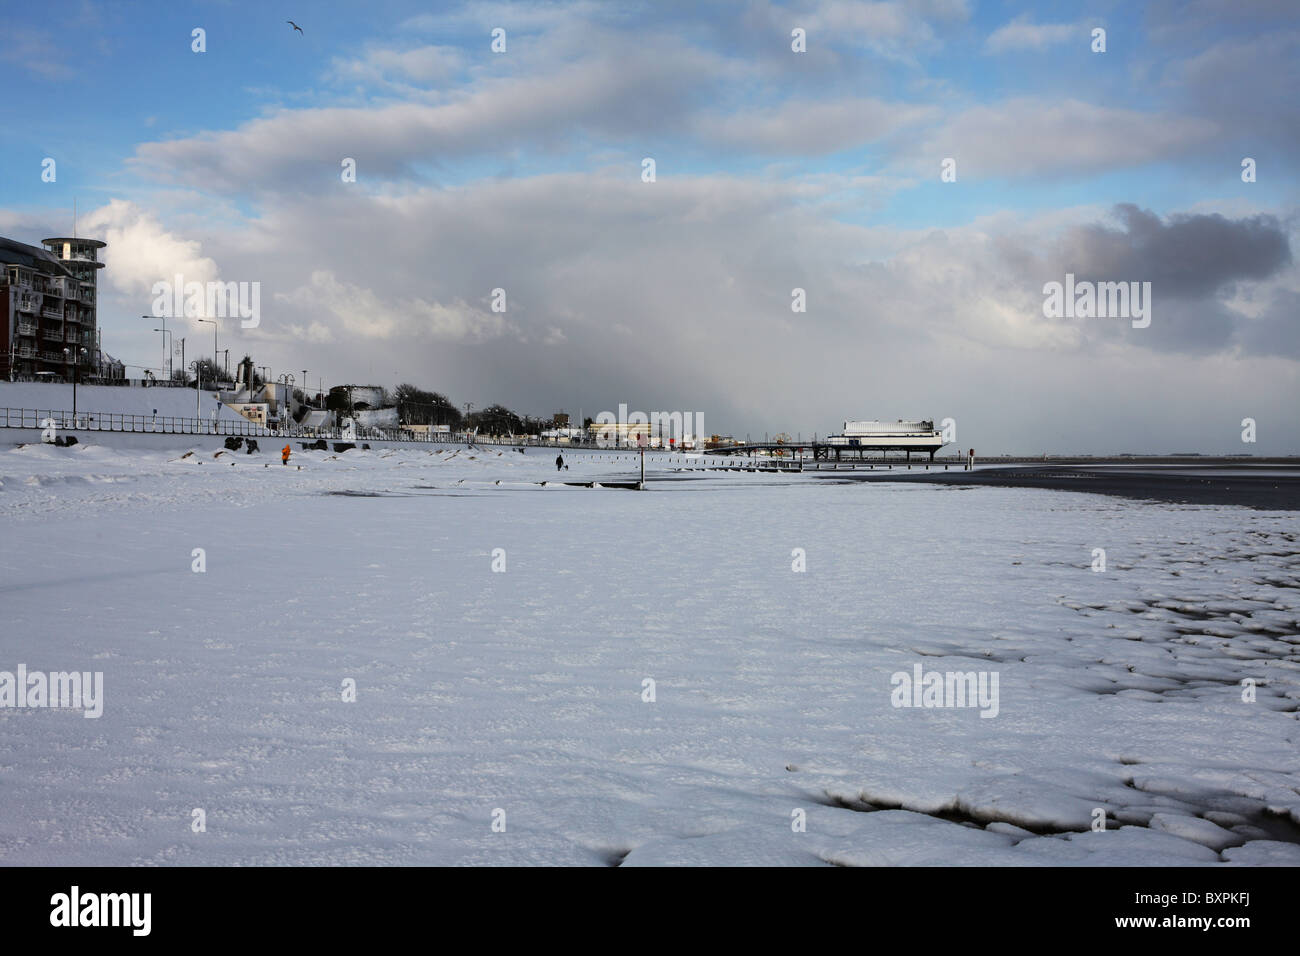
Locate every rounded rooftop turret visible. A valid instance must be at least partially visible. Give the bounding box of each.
[42,237,106,268]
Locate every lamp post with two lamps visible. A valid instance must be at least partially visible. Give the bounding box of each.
[63,345,87,423]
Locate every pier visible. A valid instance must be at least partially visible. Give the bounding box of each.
[704,440,942,462]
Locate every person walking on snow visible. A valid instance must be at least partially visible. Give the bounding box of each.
[282,444,292,465]
[555,454,564,471]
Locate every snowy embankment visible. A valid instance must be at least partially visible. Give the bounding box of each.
[0,442,1297,865]
[0,381,247,421]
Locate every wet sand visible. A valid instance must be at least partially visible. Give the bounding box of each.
[832,463,1300,510]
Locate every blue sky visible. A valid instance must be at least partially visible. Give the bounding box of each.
[6,1,1291,219]
[1,0,1297,451]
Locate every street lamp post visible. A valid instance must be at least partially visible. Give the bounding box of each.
[190,360,201,419]
[63,346,86,422]
[152,327,172,383]
[198,318,217,387]
[278,373,295,431]
[143,314,171,381]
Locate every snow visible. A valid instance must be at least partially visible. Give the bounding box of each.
[0,381,244,422]
[0,441,1297,865]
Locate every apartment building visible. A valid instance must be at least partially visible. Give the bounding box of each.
[1,234,107,381]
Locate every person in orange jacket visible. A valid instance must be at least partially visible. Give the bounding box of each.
[282,444,292,465]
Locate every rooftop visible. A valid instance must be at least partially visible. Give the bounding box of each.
[42,237,107,248]
[0,236,75,278]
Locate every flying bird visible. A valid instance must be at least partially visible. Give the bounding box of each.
[286,20,303,34]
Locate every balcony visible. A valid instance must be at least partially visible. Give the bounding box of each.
[16,322,36,337]
[41,308,62,319]
[17,347,36,359]
[41,329,62,342]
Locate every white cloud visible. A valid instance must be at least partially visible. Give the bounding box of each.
[907,98,1217,178]
[703,97,935,155]
[277,271,514,344]
[800,0,969,61]
[0,28,74,79]
[79,200,219,299]
[984,15,1085,54]
[130,40,725,192]
[329,44,466,89]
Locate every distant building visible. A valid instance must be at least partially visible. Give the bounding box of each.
[0,235,106,382]
[100,351,126,383]
[354,406,399,429]
[824,419,946,460]
[328,384,385,410]
[588,421,662,448]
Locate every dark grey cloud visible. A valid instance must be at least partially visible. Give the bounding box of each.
[1066,204,1291,300]
[1037,204,1293,356]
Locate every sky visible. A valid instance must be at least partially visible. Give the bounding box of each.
[1,0,1297,453]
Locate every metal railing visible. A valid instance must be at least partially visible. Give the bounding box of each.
[2,407,284,437]
[0,407,425,440]
[94,378,188,388]
[0,406,709,450]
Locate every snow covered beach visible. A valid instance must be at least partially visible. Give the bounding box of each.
[1,442,1297,866]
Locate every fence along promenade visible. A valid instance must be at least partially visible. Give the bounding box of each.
[0,406,657,448]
